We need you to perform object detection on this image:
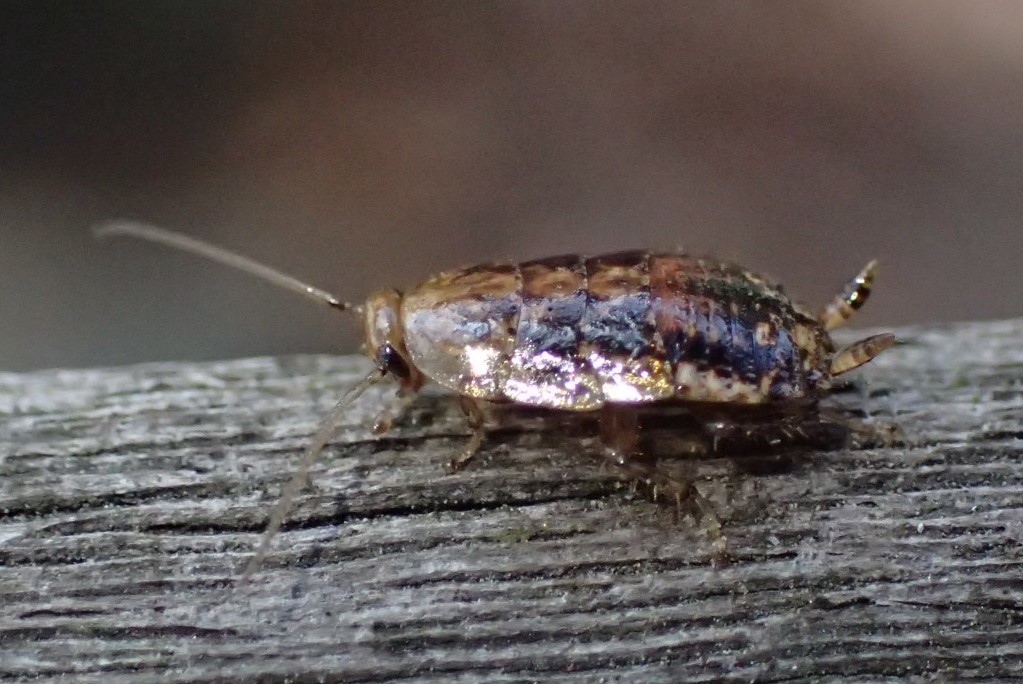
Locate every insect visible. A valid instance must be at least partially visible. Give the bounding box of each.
[95,222,895,578]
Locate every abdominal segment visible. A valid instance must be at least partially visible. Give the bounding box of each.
[401,252,821,410]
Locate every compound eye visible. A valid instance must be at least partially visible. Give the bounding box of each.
[375,342,411,381]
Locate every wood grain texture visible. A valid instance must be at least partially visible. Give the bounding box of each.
[2,319,1023,682]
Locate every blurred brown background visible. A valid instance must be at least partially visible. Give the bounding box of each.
[3,1,1022,371]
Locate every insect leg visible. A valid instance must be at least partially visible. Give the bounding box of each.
[817,406,905,449]
[702,406,847,455]
[598,405,721,536]
[703,400,903,463]
[449,397,487,471]
[599,404,701,501]
[599,402,642,461]
[371,387,416,435]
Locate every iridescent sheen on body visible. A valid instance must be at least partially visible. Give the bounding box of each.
[401,251,834,410]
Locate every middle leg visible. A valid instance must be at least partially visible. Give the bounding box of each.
[598,404,722,538]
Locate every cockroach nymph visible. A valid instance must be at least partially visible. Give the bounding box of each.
[95,222,896,579]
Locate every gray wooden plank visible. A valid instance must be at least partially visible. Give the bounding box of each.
[2,320,1023,682]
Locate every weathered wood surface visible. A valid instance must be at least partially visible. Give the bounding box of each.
[2,319,1023,682]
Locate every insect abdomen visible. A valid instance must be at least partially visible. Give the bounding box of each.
[401,251,826,409]
[648,254,811,402]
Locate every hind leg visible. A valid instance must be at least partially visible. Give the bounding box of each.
[696,390,902,454]
[702,403,902,456]
[702,407,846,455]
[699,406,902,490]
[817,406,904,448]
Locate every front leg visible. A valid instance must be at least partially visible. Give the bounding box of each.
[371,387,416,435]
[449,396,487,471]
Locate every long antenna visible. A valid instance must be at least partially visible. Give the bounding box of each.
[93,221,359,313]
[240,368,384,581]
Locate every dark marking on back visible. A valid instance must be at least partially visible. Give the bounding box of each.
[647,253,815,394]
[581,252,655,360]
[516,254,587,357]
